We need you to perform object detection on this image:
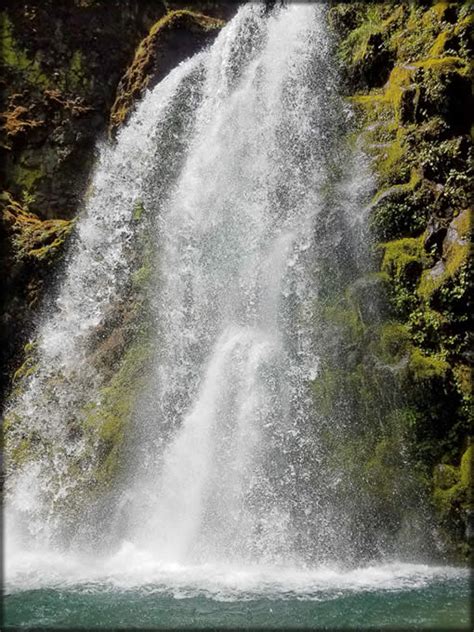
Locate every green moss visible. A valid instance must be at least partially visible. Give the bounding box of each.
[433,481,465,516]
[381,235,426,280]
[408,348,449,381]
[27,223,74,263]
[9,437,33,467]
[133,200,145,221]
[418,210,472,300]
[4,407,43,468]
[418,243,470,300]
[2,191,74,265]
[371,175,440,240]
[377,131,411,184]
[432,443,472,552]
[1,14,50,88]
[433,446,471,515]
[338,5,385,64]
[433,463,460,489]
[451,208,472,237]
[13,360,38,382]
[321,301,364,340]
[11,339,38,384]
[131,263,151,289]
[333,0,472,557]
[378,322,410,362]
[455,11,474,36]
[63,50,89,92]
[460,445,472,488]
[83,340,151,487]
[23,340,37,353]
[415,56,466,72]
[429,30,452,57]
[311,367,344,418]
[364,436,407,502]
[9,163,45,196]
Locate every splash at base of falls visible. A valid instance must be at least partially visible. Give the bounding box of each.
[4,539,470,629]
[5,536,467,595]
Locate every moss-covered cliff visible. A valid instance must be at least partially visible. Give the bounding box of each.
[329,1,473,559]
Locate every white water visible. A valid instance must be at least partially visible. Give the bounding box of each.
[6,539,467,598]
[4,3,461,597]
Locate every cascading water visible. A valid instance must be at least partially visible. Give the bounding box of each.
[4,4,469,629]
[125,2,357,568]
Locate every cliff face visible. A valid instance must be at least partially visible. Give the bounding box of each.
[329,1,473,557]
[1,1,472,558]
[0,0,236,400]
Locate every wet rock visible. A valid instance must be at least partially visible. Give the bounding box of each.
[424,216,447,255]
[109,10,225,135]
[399,85,419,124]
[465,510,474,542]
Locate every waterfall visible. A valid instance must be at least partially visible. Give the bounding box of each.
[126,2,357,567]
[6,3,385,579]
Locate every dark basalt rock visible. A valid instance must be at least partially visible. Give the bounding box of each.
[424,216,448,256]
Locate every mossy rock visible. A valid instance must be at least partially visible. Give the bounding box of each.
[408,347,449,381]
[381,235,427,283]
[109,9,224,134]
[346,273,388,328]
[460,444,473,489]
[433,444,472,538]
[1,191,74,266]
[378,322,411,363]
[418,209,472,300]
[333,4,403,90]
[333,0,473,557]
[1,13,51,89]
[83,339,152,488]
[363,434,412,505]
[371,175,446,240]
[433,463,460,489]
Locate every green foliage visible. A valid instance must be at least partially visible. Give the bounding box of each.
[408,348,449,381]
[331,0,473,558]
